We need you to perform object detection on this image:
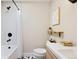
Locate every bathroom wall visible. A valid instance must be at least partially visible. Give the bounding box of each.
[21,2,50,53]
[50,0,77,45]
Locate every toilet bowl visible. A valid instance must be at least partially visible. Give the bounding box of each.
[33,48,46,59]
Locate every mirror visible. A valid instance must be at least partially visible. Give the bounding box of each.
[52,7,60,26]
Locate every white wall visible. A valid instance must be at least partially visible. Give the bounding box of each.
[21,2,50,53]
[50,0,77,45]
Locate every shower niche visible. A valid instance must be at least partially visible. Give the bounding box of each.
[1,1,22,59]
[1,2,18,45]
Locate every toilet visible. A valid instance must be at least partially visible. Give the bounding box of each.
[33,48,46,59]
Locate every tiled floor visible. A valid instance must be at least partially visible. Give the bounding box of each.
[24,56,36,59]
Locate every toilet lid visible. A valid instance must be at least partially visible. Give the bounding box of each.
[33,48,46,55]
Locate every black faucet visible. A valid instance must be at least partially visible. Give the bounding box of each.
[7,39,11,42]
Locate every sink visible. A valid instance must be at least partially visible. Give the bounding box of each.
[46,41,65,50]
[46,41,77,59]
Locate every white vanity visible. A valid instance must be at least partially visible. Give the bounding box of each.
[46,41,77,59]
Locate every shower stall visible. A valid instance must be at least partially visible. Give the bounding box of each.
[1,0,23,59]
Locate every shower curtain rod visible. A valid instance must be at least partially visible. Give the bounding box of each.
[12,0,20,10]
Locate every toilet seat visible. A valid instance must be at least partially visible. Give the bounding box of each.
[33,48,46,56]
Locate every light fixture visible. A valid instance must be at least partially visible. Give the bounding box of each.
[69,0,77,3]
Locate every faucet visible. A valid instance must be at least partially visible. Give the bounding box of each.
[7,39,11,42]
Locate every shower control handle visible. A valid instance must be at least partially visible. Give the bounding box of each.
[7,39,11,42]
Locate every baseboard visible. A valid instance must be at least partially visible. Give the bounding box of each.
[24,53,34,57]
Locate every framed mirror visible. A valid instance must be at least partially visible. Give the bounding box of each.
[52,7,60,26]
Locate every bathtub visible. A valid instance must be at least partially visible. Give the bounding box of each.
[1,45,17,59]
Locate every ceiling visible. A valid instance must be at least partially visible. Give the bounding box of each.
[1,0,51,2]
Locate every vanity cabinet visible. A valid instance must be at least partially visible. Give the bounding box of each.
[46,48,57,59]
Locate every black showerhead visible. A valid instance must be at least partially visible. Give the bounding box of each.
[7,6,11,10]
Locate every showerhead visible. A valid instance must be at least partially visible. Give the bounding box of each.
[7,6,11,10]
